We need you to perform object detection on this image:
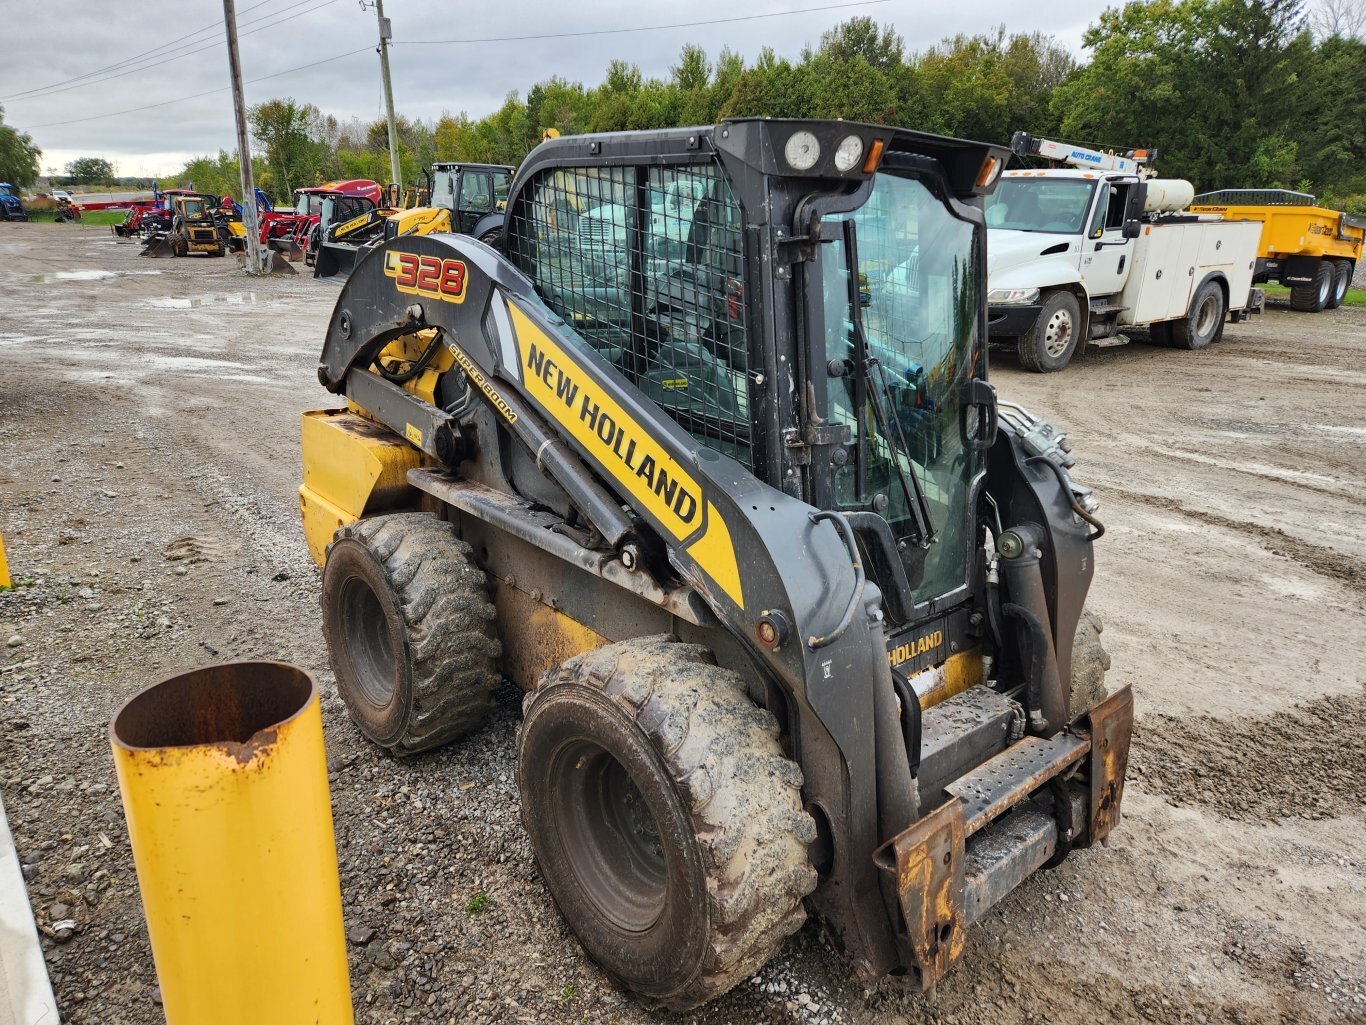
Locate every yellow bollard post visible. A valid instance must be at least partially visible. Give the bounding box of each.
[110,661,354,1025]
[0,530,10,589]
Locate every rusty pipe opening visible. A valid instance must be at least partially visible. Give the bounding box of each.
[110,660,315,752]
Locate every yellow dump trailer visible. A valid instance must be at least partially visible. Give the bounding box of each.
[1191,189,1363,312]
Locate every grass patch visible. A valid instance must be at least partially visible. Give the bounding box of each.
[1263,282,1366,307]
[78,210,127,226]
[464,891,489,915]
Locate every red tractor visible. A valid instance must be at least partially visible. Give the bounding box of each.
[258,179,382,260]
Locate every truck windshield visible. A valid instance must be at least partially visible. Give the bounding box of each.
[984,178,1095,234]
[820,170,981,604]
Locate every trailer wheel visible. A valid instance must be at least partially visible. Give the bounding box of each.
[1017,291,1081,373]
[1170,279,1225,349]
[1290,261,1334,312]
[1326,261,1351,310]
[517,635,817,1010]
[1068,606,1110,721]
[322,513,501,754]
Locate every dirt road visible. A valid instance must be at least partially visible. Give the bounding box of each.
[1,222,1362,1024]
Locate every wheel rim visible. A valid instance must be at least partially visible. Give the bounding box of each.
[1318,273,1332,304]
[1194,293,1219,337]
[1334,269,1349,303]
[1043,307,1074,357]
[339,575,397,707]
[551,739,667,933]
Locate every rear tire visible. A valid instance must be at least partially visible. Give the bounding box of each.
[1290,261,1334,312]
[1068,607,1111,721]
[322,513,501,754]
[1170,279,1225,349]
[1017,291,1081,373]
[517,635,817,1010]
[1326,260,1351,310]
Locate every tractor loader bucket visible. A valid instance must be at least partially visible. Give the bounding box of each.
[140,234,176,258]
[233,248,297,274]
[267,237,304,261]
[312,239,362,281]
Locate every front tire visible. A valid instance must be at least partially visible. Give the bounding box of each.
[322,513,501,754]
[1290,261,1334,312]
[517,636,817,1010]
[1170,279,1225,349]
[1068,607,1111,720]
[1018,291,1081,373]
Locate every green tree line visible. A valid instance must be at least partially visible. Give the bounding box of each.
[165,3,1365,210]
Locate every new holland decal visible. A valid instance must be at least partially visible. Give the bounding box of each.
[383,251,468,304]
[503,301,744,609]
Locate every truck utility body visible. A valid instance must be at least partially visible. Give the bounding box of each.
[1190,189,1363,312]
[987,134,1263,372]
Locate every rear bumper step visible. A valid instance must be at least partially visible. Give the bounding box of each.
[875,684,1133,989]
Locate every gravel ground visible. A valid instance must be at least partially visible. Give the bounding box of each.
[1,221,1363,1025]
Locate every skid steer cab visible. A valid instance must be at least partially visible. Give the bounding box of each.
[299,118,1133,1009]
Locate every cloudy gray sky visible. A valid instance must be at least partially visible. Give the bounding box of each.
[1,0,1115,178]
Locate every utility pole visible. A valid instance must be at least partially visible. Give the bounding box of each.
[223,0,265,275]
[362,0,403,191]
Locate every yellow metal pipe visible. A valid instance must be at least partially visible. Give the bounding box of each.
[110,661,354,1025]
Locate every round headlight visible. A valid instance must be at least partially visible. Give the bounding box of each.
[834,135,864,173]
[784,131,821,172]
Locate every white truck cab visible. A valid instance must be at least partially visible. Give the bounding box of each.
[986,134,1263,372]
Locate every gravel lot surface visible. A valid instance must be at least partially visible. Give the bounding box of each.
[1,221,1363,1024]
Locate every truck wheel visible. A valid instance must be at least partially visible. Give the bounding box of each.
[1170,279,1225,349]
[1326,261,1351,310]
[517,635,817,1010]
[1290,261,1333,312]
[1017,291,1081,373]
[322,513,501,754]
[1068,606,1110,721]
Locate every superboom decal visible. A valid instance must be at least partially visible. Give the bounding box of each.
[503,300,744,609]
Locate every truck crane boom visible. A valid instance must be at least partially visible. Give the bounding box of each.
[1010,131,1157,176]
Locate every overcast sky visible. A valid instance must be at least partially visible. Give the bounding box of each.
[1,0,1115,179]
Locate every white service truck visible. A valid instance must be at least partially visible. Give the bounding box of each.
[986,133,1264,372]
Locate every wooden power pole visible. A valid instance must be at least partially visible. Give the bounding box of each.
[223,0,265,275]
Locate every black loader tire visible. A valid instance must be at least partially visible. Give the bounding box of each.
[1147,321,1173,347]
[477,227,504,249]
[1290,261,1334,312]
[1068,606,1111,721]
[1170,279,1225,349]
[1018,290,1081,372]
[1326,260,1351,310]
[517,635,817,1011]
[322,513,501,754]
[171,233,188,258]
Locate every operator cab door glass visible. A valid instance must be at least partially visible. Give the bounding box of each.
[457,172,493,233]
[818,171,982,605]
[1082,179,1133,296]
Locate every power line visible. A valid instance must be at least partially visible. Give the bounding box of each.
[0,0,278,101]
[394,0,893,45]
[2,0,340,104]
[24,46,374,130]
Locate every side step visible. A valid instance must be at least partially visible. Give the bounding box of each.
[944,733,1087,834]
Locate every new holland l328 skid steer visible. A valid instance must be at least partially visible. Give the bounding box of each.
[298,119,1133,1009]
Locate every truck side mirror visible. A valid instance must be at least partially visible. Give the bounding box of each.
[1122,219,1142,239]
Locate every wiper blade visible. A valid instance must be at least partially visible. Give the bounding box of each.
[841,219,935,546]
